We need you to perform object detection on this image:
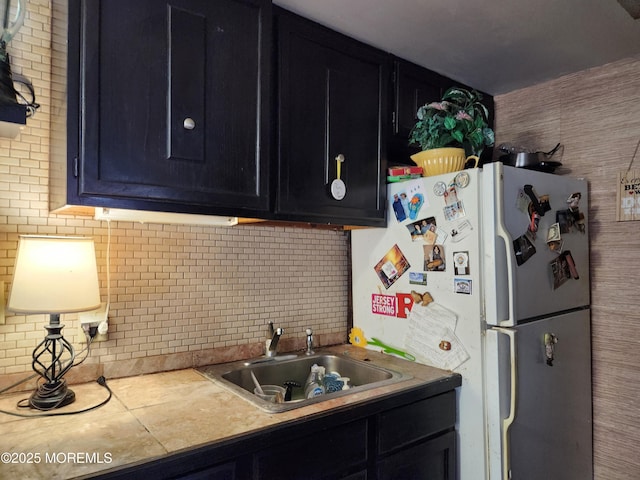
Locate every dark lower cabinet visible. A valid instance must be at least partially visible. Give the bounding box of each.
[255,419,368,479]
[274,8,389,226]
[177,461,238,480]
[88,385,460,480]
[376,431,456,480]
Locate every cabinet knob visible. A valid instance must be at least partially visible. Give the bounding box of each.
[183,118,196,130]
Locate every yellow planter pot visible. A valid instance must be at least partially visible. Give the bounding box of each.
[410,147,479,177]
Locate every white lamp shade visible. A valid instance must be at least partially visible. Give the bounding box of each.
[8,235,101,314]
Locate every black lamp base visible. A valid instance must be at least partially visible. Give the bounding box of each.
[29,314,77,410]
[29,383,75,410]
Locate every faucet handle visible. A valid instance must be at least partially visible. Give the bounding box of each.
[305,328,315,355]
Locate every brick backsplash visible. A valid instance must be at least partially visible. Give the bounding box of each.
[0,0,350,382]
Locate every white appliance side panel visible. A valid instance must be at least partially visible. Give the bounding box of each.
[484,163,590,326]
[352,170,489,480]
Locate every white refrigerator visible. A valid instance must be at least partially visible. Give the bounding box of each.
[351,162,592,480]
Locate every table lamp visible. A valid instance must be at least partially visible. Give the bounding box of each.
[7,235,101,410]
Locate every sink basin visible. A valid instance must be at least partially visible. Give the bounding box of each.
[197,352,410,413]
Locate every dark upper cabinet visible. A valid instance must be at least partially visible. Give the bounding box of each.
[53,0,271,217]
[50,1,492,225]
[274,8,389,227]
[389,58,451,165]
[389,58,495,166]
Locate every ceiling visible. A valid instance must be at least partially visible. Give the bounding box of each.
[273,0,640,95]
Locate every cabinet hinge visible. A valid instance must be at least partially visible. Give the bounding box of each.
[74,157,79,177]
[392,111,396,128]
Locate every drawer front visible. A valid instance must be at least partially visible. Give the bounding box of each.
[254,418,368,479]
[376,430,456,480]
[377,390,456,455]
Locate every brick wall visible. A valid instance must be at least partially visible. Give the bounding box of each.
[0,0,349,387]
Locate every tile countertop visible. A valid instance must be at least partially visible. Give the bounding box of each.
[0,345,460,480]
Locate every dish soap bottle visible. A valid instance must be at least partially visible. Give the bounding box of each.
[304,364,325,398]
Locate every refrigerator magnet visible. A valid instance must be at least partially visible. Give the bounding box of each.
[410,290,434,306]
[546,222,563,253]
[424,244,445,271]
[567,192,582,211]
[409,272,428,286]
[454,171,470,189]
[550,250,579,289]
[391,192,410,222]
[513,233,536,266]
[406,217,437,243]
[443,185,459,205]
[374,244,411,289]
[524,184,551,216]
[443,201,466,221]
[433,181,447,196]
[453,251,470,275]
[450,219,474,242]
[454,278,472,294]
[408,193,424,220]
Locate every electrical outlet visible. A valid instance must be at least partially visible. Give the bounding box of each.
[79,302,109,325]
[77,324,108,343]
[77,302,108,343]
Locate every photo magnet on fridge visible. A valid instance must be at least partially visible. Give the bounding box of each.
[374,244,411,289]
[443,200,466,221]
[406,216,437,243]
[409,272,428,285]
[550,250,579,289]
[424,244,445,271]
[391,191,410,222]
[513,233,536,266]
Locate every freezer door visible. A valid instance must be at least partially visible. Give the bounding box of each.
[483,163,590,327]
[486,310,593,480]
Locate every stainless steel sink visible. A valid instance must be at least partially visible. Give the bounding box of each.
[197,352,410,413]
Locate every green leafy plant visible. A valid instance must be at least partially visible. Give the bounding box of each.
[408,87,495,157]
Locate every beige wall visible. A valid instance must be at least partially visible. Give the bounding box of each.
[0,1,348,387]
[495,56,640,480]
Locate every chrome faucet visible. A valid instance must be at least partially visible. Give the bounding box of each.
[266,322,283,357]
[305,328,315,355]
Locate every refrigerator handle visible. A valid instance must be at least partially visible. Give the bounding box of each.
[493,326,517,480]
[494,166,516,325]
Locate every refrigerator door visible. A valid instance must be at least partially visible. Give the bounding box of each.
[482,163,590,327]
[352,170,490,480]
[485,309,593,480]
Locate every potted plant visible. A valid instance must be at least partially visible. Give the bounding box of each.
[408,87,495,176]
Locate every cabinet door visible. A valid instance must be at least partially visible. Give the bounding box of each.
[389,58,495,165]
[74,0,270,215]
[376,431,456,480]
[275,9,388,226]
[392,59,450,139]
[254,418,368,479]
[388,59,450,165]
